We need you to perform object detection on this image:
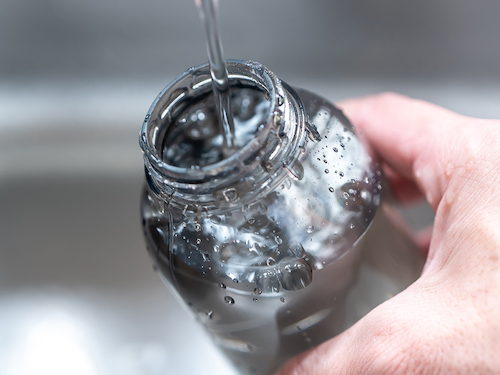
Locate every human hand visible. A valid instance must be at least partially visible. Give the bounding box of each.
[276,93,500,374]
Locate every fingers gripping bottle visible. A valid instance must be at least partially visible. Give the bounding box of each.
[139,60,423,375]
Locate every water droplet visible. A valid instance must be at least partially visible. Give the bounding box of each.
[280,297,286,303]
[253,298,258,302]
[207,311,213,319]
[224,296,235,305]
[267,257,276,266]
[329,187,334,193]
[214,245,220,252]
[290,243,306,258]
[273,286,280,293]
[222,188,239,202]
[196,238,202,245]
[342,192,349,199]
[219,282,226,289]
[233,278,239,283]
[325,169,329,174]
[254,288,262,295]
[274,236,283,245]
[339,171,344,177]
[306,226,315,234]
[377,183,382,190]
[350,223,355,229]
[195,223,202,232]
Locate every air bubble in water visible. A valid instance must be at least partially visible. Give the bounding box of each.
[325,169,329,174]
[254,288,262,295]
[274,236,283,245]
[224,296,235,305]
[280,297,285,303]
[219,282,226,289]
[350,223,355,229]
[195,223,202,232]
[339,171,344,177]
[196,238,202,245]
[207,311,213,319]
[306,226,315,234]
[267,257,276,266]
[279,258,313,291]
[329,187,334,193]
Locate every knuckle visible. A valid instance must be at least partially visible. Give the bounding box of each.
[358,317,432,375]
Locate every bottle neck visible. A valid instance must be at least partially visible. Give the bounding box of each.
[140,60,308,212]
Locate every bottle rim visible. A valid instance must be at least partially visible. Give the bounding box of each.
[139,60,285,187]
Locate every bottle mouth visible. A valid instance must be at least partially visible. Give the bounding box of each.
[140,60,286,190]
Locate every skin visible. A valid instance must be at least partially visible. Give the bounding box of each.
[275,93,500,375]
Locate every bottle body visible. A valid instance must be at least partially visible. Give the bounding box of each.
[140,61,423,375]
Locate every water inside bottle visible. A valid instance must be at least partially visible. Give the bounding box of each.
[161,87,268,168]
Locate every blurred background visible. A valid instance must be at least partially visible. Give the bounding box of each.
[1,1,500,374]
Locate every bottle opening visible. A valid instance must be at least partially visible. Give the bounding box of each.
[140,60,283,184]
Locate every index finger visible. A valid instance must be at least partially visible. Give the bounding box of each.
[337,92,467,211]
